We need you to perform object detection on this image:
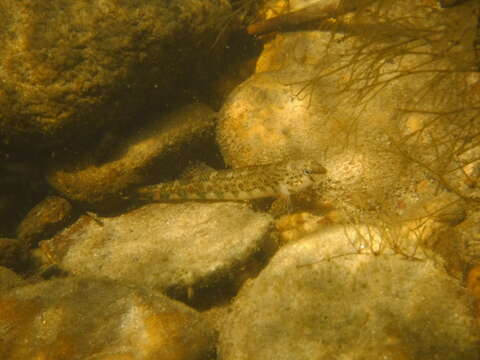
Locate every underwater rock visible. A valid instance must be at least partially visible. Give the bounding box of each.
[219,225,479,360]
[16,196,73,249]
[320,148,411,217]
[40,202,273,303]
[216,64,409,216]
[0,266,24,291]
[217,70,327,168]
[47,103,216,206]
[0,238,27,271]
[0,277,216,360]
[0,0,230,148]
[218,0,480,216]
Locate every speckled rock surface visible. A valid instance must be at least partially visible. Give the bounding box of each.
[0,277,216,360]
[0,0,230,147]
[47,103,217,206]
[218,1,480,216]
[217,70,328,168]
[40,202,273,301]
[0,266,24,291]
[16,196,73,248]
[218,31,404,170]
[216,64,410,215]
[218,29,413,215]
[219,225,479,360]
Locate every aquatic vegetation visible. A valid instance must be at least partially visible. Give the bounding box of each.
[210,0,265,48]
[290,0,480,204]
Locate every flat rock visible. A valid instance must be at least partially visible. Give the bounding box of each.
[0,277,216,360]
[0,0,230,147]
[219,225,479,360]
[47,103,217,206]
[40,202,273,301]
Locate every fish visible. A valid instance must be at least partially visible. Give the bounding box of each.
[134,159,327,202]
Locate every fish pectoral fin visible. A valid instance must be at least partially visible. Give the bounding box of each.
[270,196,292,217]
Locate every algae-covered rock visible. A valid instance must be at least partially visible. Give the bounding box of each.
[217,70,328,168]
[40,202,273,302]
[0,277,216,360]
[219,225,479,360]
[0,0,230,147]
[217,1,480,216]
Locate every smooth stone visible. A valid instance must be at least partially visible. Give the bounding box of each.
[0,277,216,360]
[219,225,479,360]
[40,202,273,302]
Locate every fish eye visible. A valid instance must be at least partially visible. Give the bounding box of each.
[303,168,312,175]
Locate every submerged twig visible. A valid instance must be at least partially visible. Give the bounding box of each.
[247,0,357,36]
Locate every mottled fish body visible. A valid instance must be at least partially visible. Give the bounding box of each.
[134,159,326,202]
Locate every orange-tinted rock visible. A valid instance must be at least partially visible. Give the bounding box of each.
[218,1,480,220]
[0,278,216,360]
